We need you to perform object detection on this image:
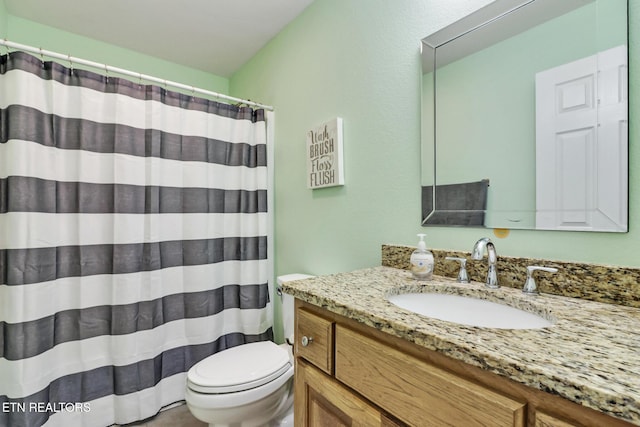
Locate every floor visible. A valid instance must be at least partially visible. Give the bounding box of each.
[130,403,206,427]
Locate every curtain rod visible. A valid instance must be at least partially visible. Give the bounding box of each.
[0,39,274,111]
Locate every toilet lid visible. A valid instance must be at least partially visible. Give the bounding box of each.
[187,341,292,393]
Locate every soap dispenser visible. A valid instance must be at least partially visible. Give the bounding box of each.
[410,234,434,281]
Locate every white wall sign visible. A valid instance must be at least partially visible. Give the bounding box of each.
[306,117,344,189]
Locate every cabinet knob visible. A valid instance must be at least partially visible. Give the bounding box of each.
[301,336,314,347]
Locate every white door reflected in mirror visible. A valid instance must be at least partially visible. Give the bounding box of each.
[535,45,628,232]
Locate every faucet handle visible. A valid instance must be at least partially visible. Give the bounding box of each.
[523,266,558,295]
[445,257,469,283]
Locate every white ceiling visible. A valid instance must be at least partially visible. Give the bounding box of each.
[4,0,314,77]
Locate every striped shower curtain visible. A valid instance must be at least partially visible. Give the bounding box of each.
[0,51,273,427]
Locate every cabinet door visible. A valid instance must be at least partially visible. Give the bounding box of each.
[335,325,526,427]
[295,358,396,427]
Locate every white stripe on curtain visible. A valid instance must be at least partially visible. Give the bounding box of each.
[47,375,189,426]
[0,261,269,323]
[0,141,267,190]
[0,51,273,427]
[1,213,269,248]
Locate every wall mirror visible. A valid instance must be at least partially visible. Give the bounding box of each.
[421,0,628,232]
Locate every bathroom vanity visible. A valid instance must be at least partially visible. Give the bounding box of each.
[283,266,640,426]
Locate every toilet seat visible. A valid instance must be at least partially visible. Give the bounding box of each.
[187,341,292,394]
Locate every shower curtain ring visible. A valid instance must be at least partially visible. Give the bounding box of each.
[39,47,45,67]
[104,63,109,83]
[68,54,74,75]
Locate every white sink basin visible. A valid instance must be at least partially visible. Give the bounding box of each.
[387,292,553,329]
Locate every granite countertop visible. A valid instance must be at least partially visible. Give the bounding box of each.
[281,266,640,425]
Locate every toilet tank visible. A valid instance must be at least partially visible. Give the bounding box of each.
[277,274,314,343]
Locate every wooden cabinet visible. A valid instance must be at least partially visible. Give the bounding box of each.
[293,300,635,427]
[294,308,402,426]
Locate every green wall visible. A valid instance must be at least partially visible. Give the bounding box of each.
[232,0,432,279]
[3,12,228,94]
[0,0,7,38]
[231,0,640,285]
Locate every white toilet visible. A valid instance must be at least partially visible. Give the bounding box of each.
[185,274,313,427]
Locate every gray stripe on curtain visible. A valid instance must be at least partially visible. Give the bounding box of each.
[0,284,270,360]
[0,177,267,214]
[0,105,267,166]
[0,52,265,122]
[1,236,268,285]
[0,330,272,427]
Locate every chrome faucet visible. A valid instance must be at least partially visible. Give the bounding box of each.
[471,237,499,289]
[523,265,558,295]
